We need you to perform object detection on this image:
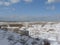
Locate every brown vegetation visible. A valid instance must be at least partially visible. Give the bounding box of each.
[9,24,23,28]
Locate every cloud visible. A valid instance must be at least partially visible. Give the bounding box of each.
[47,0,60,4]
[10,0,20,3]
[47,0,55,3]
[4,2,10,6]
[0,0,33,6]
[24,0,32,2]
[0,0,20,6]
[45,0,57,10]
[46,5,55,10]
[0,1,3,5]
[0,1,10,6]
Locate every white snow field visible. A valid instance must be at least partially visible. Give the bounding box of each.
[0,22,60,45]
[0,29,51,45]
[25,22,60,45]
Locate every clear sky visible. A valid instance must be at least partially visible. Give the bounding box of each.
[0,0,60,21]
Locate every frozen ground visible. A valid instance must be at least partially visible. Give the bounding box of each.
[0,29,60,45]
[24,22,60,45]
[0,29,51,45]
[0,22,60,45]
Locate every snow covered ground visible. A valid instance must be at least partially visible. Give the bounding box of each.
[24,22,60,45]
[1,22,60,45]
[0,29,51,45]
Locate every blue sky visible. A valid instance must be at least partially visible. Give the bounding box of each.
[0,0,60,21]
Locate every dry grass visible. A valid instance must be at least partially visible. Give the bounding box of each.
[9,24,24,28]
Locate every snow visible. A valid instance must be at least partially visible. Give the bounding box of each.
[1,22,60,45]
[25,22,60,45]
[0,29,51,45]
